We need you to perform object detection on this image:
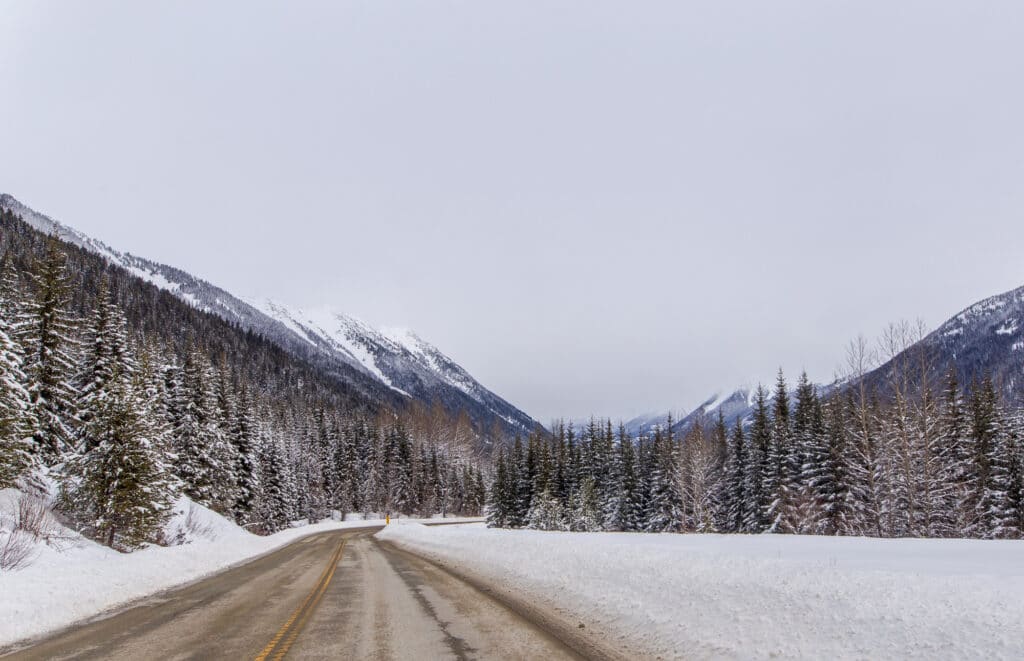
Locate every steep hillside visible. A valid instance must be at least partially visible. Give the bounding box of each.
[0,193,540,440]
[865,284,1024,403]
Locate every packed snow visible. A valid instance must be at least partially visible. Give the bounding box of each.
[377,523,1024,660]
[0,489,475,648]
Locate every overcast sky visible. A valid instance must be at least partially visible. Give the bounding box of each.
[2,2,1024,422]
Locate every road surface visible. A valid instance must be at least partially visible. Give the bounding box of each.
[2,526,608,660]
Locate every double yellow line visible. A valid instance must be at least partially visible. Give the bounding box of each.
[254,538,347,661]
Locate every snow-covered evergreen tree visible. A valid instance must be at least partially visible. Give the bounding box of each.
[0,297,34,488]
[721,417,748,533]
[526,488,565,530]
[744,386,771,532]
[63,324,176,550]
[230,385,261,524]
[76,279,133,453]
[20,237,79,461]
[763,371,792,533]
[486,448,511,528]
[570,476,601,532]
[172,347,234,512]
[645,424,683,532]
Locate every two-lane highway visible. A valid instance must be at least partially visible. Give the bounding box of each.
[2,526,597,660]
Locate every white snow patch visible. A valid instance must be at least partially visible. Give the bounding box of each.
[246,298,321,348]
[377,524,1024,660]
[126,266,179,294]
[381,327,484,403]
[995,319,1018,336]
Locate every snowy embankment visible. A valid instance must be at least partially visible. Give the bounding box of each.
[377,523,1024,660]
[0,489,477,648]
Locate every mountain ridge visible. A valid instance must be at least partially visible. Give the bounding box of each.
[0,193,541,440]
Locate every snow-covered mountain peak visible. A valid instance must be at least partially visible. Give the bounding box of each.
[1,194,540,437]
[236,296,533,428]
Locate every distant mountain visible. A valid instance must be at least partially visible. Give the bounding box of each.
[625,387,757,437]
[864,283,1024,403]
[630,282,1024,441]
[0,193,540,441]
[246,300,538,433]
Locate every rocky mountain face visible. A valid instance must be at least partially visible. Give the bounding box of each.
[0,193,540,441]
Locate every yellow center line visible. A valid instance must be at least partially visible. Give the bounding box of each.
[270,548,343,660]
[253,539,347,661]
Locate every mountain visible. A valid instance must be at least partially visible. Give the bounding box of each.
[244,300,538,433]
[0,193,540,440]
[631,282,1024,441]
[864,283,1024,403]
[625,387,756,437]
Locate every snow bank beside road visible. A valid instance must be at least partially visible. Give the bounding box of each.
[376,523,1024,660]
[0,490,477,648]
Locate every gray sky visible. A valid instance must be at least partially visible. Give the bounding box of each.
[3,2,1024,423]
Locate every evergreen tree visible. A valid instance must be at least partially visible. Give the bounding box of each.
[173,347,234,511]
[646,424,683,532]
[614,424,640,531]
[763,370,792,532]
[721,417,747,533]
[571,476,601,531]
[64,355,176,550]
[77,279,133,453]
[973,378,1019,538]
[486,449,511,528]
[20,237,79,461]
[848,389,888,537]
[0,300,34,488]
[938,370,974,536]
[257,429,295,533]
[785,373,824,533]
[819,396,852,535]
[231,385,261,524]
[744,386,772,532]
[526,488,565,530]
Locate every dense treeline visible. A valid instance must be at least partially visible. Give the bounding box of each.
[0,209,485,551]
[490,346,1024,540]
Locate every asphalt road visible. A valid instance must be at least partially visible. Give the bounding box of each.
[2,526,599,661]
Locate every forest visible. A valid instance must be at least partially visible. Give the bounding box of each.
[5,202,1023,550]
[488,354,1024,539]
[0,207,485,552]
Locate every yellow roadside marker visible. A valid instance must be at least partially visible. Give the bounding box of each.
[253,539,347,661]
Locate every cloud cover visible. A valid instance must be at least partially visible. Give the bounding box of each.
[2,1,1024,421]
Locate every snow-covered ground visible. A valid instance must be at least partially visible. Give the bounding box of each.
[376,523,1024,660]
[0,489,477,648]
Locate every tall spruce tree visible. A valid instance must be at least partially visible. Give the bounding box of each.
[763,371,792,532]
[745,386,772,532]
[0,301,34,488]
[20,237,79,461]
[64,328,176,550]
[722,417,748,533]
[77,279,133,453]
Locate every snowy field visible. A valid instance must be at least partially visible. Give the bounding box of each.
[0,489,477,648]
[377,523,1024,660]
